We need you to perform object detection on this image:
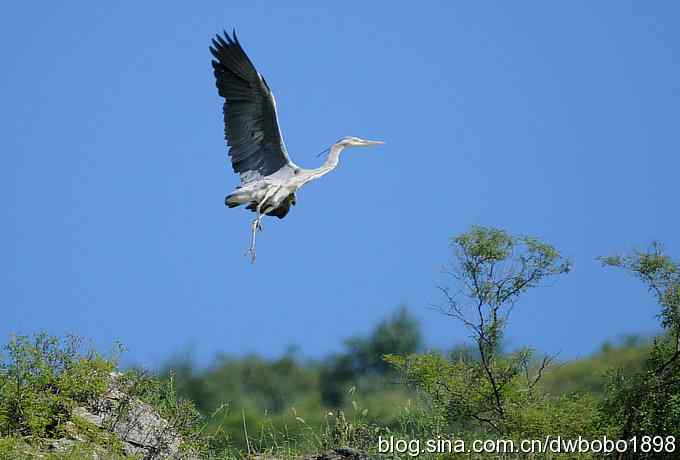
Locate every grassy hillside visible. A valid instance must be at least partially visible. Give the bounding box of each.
[0,327,669,459]
[155,312,660,455]
[539,336,650,396]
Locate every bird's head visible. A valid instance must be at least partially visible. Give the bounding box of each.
[316,136,385,158]
[336,136,385,148]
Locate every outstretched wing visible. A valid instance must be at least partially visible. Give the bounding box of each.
[210,31,294,183]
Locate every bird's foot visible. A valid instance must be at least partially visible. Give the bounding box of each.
[244,247,257,264]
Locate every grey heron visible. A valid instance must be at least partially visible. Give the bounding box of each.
[210,31,384,262]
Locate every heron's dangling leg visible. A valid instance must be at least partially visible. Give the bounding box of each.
[246,211,265,263]
[246,218,260,263]
[245,186,279,263]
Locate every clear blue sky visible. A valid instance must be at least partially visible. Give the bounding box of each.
[2,2,678,367]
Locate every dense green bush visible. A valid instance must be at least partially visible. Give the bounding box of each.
[0,334,117,438]
[0,334,211,459]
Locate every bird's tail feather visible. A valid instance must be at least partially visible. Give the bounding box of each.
[225,190,251,208]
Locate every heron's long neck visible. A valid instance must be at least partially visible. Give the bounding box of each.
[306,143,346,182]
[320,143,345,172]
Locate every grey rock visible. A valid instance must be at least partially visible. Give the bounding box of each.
[72,372,193,459]
[49,438,77,452]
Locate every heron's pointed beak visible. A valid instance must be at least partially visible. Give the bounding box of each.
[363,140,385,145]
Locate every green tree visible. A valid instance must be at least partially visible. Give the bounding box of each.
[599,243,680,457]
[387,227,600,439]
[321,306,421,406]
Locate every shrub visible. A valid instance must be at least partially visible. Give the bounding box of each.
[0,334,117,438]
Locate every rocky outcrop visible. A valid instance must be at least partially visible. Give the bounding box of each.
[47,372,376,460]
[51,372,196,459]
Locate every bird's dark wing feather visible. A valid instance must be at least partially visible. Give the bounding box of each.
[210,31,293,181]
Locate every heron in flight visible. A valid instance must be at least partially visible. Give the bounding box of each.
[210,31,384,262]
